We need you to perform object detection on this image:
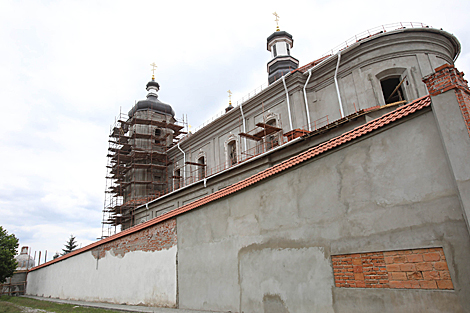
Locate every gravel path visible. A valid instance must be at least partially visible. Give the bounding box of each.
[20,306,52,313]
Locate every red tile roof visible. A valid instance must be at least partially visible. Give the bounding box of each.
[30,95,431,271]
[293,55,332,74]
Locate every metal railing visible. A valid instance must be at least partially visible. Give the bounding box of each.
[319,22,429,58]
[0,281,26,296]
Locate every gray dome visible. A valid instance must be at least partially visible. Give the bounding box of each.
[128,95,175,118]
[128,79,175,118]
[15,251,35,270]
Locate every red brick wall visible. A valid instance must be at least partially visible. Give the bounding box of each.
[423,64,470,137]
[91,218,176,259]
[332,248,453,290]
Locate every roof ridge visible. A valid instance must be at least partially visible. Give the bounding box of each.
[30,95,431,271]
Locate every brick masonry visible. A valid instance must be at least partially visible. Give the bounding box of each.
[423,64,470,137]
[91,218,176,259]
[331,248,453,290]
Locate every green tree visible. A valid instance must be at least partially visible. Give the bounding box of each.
[61,235,78,255]
[0,226,19,283]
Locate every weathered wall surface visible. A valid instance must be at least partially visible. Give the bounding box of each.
[177,110,470,312]
[27,219,177,307]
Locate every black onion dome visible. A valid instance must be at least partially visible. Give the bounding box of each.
[128,94,175,118]
[146,80,160,89]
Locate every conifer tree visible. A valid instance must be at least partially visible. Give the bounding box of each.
[61,235,78,255]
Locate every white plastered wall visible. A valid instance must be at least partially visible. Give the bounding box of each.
[26,246,177,307]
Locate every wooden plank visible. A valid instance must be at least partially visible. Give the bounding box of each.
[255,122,282,131]
[239,132,262,141]
[386,75,407,102]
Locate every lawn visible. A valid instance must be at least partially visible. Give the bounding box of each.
[0,296,122,313]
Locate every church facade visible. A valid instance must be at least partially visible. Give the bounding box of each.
[26,23,470,312]
[126,24,460,228]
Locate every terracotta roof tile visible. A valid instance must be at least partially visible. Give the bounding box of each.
[31,95,431,271]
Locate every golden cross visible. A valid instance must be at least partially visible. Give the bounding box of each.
[150,62,158,76]
[228,90,232,104]
[273,12,280,31]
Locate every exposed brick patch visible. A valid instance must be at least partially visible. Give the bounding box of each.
[332,248,453,290]
[91,218,176,259]
[423,64,470,138]
[332,252,388,288]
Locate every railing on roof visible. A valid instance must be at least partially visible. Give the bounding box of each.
[320,22,429,58]
[185,22,429,139]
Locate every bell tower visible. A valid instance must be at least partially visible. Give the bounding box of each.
[267,13,299,84]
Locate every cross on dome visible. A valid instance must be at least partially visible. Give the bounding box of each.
[150,62,158,79]
[273,12,280,31]
[228,90,232,104]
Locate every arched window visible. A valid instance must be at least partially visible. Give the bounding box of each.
[376,68,408,105]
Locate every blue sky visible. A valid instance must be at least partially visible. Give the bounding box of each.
[1,0,469,262]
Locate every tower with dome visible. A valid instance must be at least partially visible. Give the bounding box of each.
[103,69,185,233]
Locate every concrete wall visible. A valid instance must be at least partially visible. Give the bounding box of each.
[27,219,177,307]
[176,110,470,312]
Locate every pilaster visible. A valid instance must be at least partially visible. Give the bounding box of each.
[423,64,470,233]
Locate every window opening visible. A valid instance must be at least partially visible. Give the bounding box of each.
[155,128,161,137]
[380,77,406,104]
[286,43,290,55]
[228,141,237,166]
[174,169,181,189]
[265,119,279,151]
[198,156,205,179]
[273,44,277,57]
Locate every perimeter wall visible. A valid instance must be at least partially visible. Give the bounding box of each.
[26,219,177,307]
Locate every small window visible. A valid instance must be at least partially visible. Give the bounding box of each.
[273,44,277,57]
[286,43,290,55]
[174,169,181,189]
[155,128,161,137]
[380,77,406,104]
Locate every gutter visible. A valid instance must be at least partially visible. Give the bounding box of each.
[303,70,313,131]
[334,51,345,118]
[177,142,186,181]
[282,75,294,131]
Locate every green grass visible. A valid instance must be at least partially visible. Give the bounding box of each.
[0,296,122,313]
